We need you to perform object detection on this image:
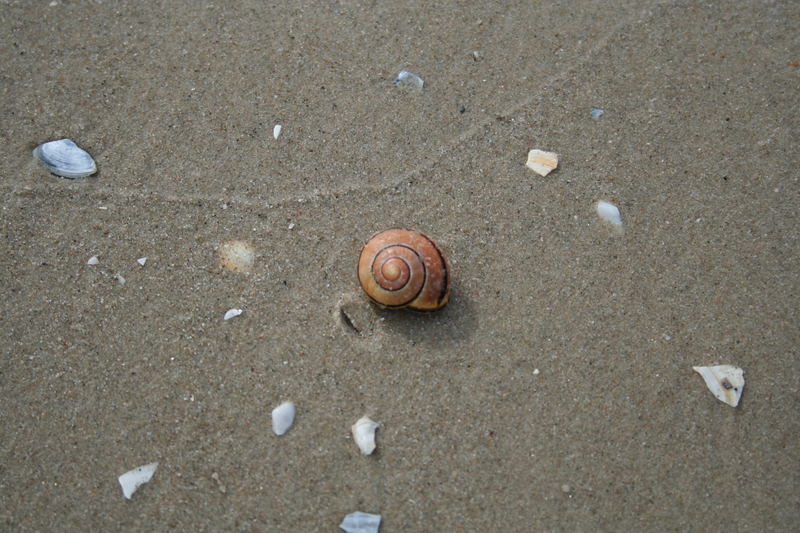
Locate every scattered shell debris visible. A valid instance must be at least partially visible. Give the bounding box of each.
[224,308,243,321]
[693,365,745,407]
[273,124,282,139]
[118,462,158,500]
[393,70,424,89]
[591,108,605,119]
[218,240,255,273]
[137,257,147,266]
[595,200,623,227]
[525,149,559,176]
[339,511,382,533]
[33,139,97,179]
[272,401,296,436]
[352,416,379,455]
[87,256,99,265]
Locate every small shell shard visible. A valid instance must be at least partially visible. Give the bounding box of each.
[33,139,97,179]
[595,200,622,227]
[591,108,605,119]
[87,255,100,265]
[272,401,296,436]
[351,416,379,455]
[218,240,255,273]
[224,308,243,320]
[118,462,158,499]
[339,511,382,533]
[137,257,147,266]
[693,365,745,407]
[525,149,558,176]
[273,124,282,139]
[393,70,424,89]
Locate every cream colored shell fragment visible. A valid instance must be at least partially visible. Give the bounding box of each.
[218,240,255,273]
[351,416,379,455]
[693,365,745,407]
[525,149,559,176]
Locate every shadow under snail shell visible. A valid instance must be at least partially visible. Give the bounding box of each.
[357,228,451,311]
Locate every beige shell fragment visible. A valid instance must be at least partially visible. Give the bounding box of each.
[693,365,745,407]
[218,240,255,273]
[351,416,379,455]
[526,149,559,176]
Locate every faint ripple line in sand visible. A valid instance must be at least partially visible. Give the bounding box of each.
[10,3,669,211]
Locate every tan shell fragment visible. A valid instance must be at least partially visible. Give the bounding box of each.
[526,149,559,176]
[693,365,745,407]
[218,240,255,272]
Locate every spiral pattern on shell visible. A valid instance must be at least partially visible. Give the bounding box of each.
[357,229,451,311]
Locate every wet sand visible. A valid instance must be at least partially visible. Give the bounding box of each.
[1,1,798,531]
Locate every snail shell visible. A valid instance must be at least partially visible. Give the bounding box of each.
[357,228,451,311]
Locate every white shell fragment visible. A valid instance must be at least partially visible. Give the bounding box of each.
[218,240,255,273]
[87,255,100,265]
[339,511,382,533]
[137,257,147,266]
[591,108,605,119]
[118,462,158,499]
[525,149,559,176]
[33,139,97,179]
[351,416,379,455]
[693,365,745,407]
[595,200,623,227]
[273,124,282,139]
[224,308,243,320]
[272,401,296,436]
[393,70,424,89]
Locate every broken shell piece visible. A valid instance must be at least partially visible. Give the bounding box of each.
[218,240,255,273]
[33,139,97,179]
[272,401,296,436]
[351,416,379,455]
[339,511,382,533]
[591,109,605,119]
[87,255,100,265]
[693,365,745,407]
[137,257,147,266]
[525,149,558,176]
[595,200,623,227]
[118,462,158,499]
[393,70,424,89]
[273,124,282,139]
[224,308,243,320]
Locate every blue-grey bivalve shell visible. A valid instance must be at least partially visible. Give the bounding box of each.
[33,138,97,179]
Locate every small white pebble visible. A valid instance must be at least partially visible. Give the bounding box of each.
[272,401,296,436]
[595,200,622,227]
[533,368,540,375]
[224,308,243,320]
[137,257,147,266]
[87,256,99,265]
[273,124,282,139]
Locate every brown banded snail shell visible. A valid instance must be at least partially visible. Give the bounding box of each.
[357,228,451,311]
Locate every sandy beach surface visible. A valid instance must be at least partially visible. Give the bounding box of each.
[2,1,798,531]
